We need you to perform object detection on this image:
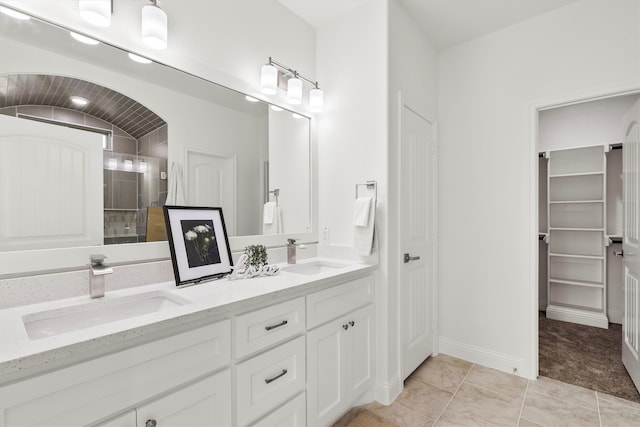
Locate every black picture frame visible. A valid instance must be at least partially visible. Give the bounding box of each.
[163,206,233,286]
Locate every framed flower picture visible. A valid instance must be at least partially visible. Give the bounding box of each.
[163,206,233,286]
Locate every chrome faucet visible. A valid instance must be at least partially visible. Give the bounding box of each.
[89,254,113,299]
[287,239,297,264]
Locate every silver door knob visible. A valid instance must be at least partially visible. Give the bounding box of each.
[404,253,420,263]
[146,420,157,427]
[614,250,624,257]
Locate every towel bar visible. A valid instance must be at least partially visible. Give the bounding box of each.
[355,180,377,205]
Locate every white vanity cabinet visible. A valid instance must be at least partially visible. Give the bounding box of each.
[0,320,231,427]
[306,276,374,427]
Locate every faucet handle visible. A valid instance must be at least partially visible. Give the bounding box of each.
[90,254,107,266]
[287,238,297,245]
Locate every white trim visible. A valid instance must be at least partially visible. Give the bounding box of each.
[374,374,401,405]
[546,305,609,329]
[527,80,640,383]
[439,337,529,378]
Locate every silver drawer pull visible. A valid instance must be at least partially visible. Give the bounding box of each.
[265,320,288,331]
[404,253,420,263]
[265,369,288,384]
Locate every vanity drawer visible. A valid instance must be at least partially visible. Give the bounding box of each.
[235,297,305,359]
[307,275,374,329]
[236,336,306,426]
[250,392,306,427]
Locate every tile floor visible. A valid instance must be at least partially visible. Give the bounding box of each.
[341,354,640,426]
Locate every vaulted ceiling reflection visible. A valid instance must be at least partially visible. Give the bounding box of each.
[0,74,164,138]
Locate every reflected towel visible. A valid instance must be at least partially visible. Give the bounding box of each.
[263,205,283,234]
[353,197,372,227]
[263,202,276,224]
[165,162,186,205]
[354,199,376,256]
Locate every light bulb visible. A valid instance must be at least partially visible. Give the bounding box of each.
[79,0,111,27]
[108,157,117,169]
[138,160,147,172]
[70,32,100,45]
[141,4,167,49]
[260,64,278,95]
[309,88,324,113]
[128,53,152,64]
[287,77,302,105]
[124,159,133,170]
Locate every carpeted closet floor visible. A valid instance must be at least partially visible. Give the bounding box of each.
[539,311,640,403]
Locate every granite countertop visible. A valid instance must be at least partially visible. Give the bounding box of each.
[0,257,375,385]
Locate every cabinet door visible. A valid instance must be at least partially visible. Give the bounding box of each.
[136,369,231,427]
[346,305,374,402]
[307,318,347,426]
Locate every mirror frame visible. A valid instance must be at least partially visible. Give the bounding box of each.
[0,6,318,277]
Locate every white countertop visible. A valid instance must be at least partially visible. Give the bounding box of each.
[0,258,375,385]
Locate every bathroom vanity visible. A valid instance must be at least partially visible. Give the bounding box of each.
[0,258,375,427]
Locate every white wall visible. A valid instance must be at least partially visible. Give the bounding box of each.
[0,0,316,105]
[315,0,389,402]
[437,0,640,378]
[539,95,640,152]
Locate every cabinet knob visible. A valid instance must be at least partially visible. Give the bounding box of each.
[349,321,355,327]
[343,324,349,330]
[146,420,157,427]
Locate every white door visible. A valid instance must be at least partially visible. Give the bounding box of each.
[623,114,640,392]
[185,150,236,235]
[0,114,103,251]
[400,105,435,380]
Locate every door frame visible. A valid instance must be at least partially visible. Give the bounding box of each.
[396,92,439,380]
[528,82,640,379]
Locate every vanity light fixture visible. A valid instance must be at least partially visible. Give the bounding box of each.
[260,57,323,112]
[70,31,100,45]
[124,159,133,171]
[141,0,168,50]
[70,96,89,106]
[138,160,148,173]
[128,52,152,64]
[79,0,112,28]
[108,157,117,169]
[0,6,31,20]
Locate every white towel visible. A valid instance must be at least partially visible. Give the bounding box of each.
[263,202,276,224]
[353,199,376,256]
[165,162,186,205]
[353,197,372,227]
[263,205,283,234]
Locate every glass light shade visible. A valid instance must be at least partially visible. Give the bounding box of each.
[260,65,278,95]
[141,4,167,50]
[124,159,133,170]
[108,157,117,169]
[79,0,111,27]
[287,77,302,105]
[70,96,89,106]
[70,31,100,45]
[0,6,31,20]
[138,160,147,172]
[309,88,324,113]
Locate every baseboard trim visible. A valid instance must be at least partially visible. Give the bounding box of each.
[546,305,608,329]
[374,373,401,405]
[438,337,531,379]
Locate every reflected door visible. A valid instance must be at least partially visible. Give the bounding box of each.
[185,150,236,235]
[623,115,640,393]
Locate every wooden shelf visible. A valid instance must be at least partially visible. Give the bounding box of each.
[549,278,604,289]
[549,227,604,232]
[549,171,604,178]
[549,253,604,260]
[549,200,604,204]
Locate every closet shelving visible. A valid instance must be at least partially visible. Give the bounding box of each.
[546,145,609,329]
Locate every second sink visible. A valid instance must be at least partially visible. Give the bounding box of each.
[281,260,347,276]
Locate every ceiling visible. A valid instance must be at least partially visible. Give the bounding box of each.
[278,0,581,49]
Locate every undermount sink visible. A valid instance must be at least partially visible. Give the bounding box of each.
[281,261,347,276]
[23,291,190,340]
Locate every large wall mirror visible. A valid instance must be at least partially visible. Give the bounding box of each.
[0,7,314,275]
